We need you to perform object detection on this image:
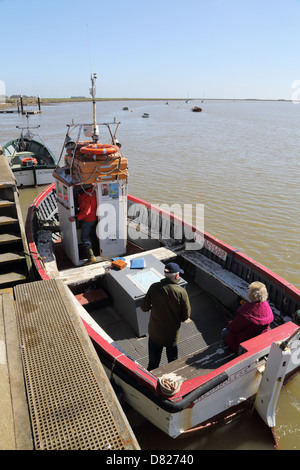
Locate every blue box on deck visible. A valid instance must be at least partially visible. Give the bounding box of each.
[130,258,146,269]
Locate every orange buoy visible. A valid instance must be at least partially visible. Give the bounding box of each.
[80,143,118,156]
[21,157,37,165]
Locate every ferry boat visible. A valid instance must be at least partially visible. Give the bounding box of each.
[2,116,57,187]
[25,74,300,439]
[192,106,202,112]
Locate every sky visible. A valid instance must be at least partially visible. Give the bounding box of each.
[1,0,300,100]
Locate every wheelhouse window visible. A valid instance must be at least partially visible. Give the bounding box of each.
[56,182,70,208]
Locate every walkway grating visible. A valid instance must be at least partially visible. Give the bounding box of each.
[14,279,139,450]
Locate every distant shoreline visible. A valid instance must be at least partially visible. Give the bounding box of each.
[0,97,293,110]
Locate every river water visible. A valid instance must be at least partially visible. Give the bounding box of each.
[1,99,299,450]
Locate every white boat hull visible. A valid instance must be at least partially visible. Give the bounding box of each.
[100,324,300,438]
[13,168,55,187]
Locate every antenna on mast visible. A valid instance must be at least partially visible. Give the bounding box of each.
[90,73,99,142]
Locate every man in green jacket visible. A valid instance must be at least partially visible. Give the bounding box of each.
[141,262,191,371]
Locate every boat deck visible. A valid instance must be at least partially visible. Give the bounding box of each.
[51,241,236,377]
[48,236,237,377]
[88,276,235,375]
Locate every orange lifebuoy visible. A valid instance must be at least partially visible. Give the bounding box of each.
[21,157,37,165]
[80,143,118,155]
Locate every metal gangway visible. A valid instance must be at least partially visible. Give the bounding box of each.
[0,278,140,450]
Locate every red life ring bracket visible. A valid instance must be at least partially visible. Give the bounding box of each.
[80,144,118,156]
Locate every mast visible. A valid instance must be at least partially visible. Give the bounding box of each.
[90,72,99,142]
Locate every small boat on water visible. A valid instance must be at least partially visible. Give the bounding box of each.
[2,116,57,187]
[192,106,202,112]
[142,112,149,118]
[122,106,129,111]
[25,74,300,440]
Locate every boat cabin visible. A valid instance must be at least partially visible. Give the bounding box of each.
[53,120,128,266]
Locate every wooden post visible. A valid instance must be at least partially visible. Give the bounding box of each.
[20,95,24,114]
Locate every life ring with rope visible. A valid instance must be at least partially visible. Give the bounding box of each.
[21,157,37,165]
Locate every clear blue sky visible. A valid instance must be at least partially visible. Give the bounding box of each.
[1,0,300,99]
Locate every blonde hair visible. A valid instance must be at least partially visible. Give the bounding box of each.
[248,282,268,303]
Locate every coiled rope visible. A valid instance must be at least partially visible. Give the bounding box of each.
[158,373,183,397]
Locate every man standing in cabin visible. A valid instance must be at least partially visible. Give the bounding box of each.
[141,262,191,371]
[69,184,97,265]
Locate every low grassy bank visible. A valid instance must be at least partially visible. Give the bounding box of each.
[0,97,184,110]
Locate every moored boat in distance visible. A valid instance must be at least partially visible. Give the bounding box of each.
[2,116,57,187]
[142,112,149,118]
[25,74,300,440]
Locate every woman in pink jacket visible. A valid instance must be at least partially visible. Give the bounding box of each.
[223,282,274,353]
